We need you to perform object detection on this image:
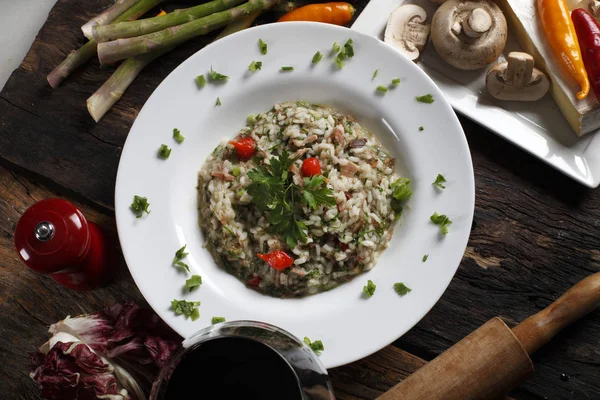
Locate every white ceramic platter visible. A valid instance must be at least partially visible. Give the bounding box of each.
[115,22,475,368]
[353,0,600,188]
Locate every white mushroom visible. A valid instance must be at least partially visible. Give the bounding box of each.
[575,0,600,23]
[431,0,507,70]
[384,5,431,61]
[486,52,550,101]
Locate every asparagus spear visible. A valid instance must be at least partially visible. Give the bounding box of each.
[93,0,247,42]
[98,0,280,64]
[47,0,166,88]
[214,10,260,40]
[87,11,262,122]
[82,0,142,40]
[87,47,172,122]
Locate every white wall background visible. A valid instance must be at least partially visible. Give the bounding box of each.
[0,0,58,90]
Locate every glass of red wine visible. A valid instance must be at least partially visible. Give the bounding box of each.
[150,321,335,399]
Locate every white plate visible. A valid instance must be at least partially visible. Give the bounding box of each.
[353,0,600,188]
[115,22,475,368]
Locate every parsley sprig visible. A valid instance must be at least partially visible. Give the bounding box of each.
[171,299,200,320]
[433,174,447,189]
[173,244,190,272]
[130,195,150,218]
[304,337,324,355]
[430,212,452,234]
[247,150,335,247]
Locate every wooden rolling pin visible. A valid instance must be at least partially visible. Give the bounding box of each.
[378,272,600,400]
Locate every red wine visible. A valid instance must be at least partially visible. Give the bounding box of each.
[163,337,303,399]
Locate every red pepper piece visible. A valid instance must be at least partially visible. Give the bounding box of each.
[247,276,261,287]
[572,8,600,99]
[229,137,256,160]
[257,250,294,271]
[301,157,322,177]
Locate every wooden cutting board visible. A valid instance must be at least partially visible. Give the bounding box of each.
[0,0,369,212]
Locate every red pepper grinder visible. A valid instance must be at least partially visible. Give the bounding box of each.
[14,198,113,290]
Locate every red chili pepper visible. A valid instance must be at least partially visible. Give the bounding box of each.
[246,276,261,287]
[572,8,600,99]
[257,250,294,271]
[340,242,349,251]
[301,158,321,177]
[229,137,256,160]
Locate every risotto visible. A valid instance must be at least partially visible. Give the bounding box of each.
[197,101,411,297]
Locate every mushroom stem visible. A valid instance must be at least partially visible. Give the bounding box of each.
[486,51,549,101]
[462,8,492,38]
[504,52,534,88]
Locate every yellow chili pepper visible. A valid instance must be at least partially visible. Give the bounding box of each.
[538,0,590,99]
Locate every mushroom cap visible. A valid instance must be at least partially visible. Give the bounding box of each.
[384,5,430,61]
[431,0,508,70]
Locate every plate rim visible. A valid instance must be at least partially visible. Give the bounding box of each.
[114,21,476,368]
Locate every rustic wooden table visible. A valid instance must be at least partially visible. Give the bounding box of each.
[0,1,599,399]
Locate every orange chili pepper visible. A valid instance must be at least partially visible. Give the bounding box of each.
[278,2,355,26]
[538,0,590,99]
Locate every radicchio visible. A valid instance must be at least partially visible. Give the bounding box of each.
[31,302,181,400]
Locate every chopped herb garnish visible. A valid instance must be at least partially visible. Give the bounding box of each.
[171,299,200,320]
[391,177,412,201]
[391,78,401,86]
[130,195,150,218]
[212,316,226,324]
[173,128,185,144]
[281,66,294,71]
[430,212,452,234]
[209,67,229,81]
[433,174,447,189]
[363,280,376,297]
[158,144,171,159]
[394,282,412,296]
[419,126,424,131]
[185,275,202,291]
[304,337,324,355]
[372,69,379,80]
[343,38,354,58]
[247,114,257,125]
[195,75,206,88]
[332,42,341,53]
[216,97,221,106]
[248,61,262,72]
[173,244,190,272]
[247,150,335,247]
[335,54,345,69]
[232,167,241,177]
[312,51,323,64]
[390,177,412,219]
[376,85,388,93]
[416,94,434,103]
[259,38,267,55]
[422,254,429,262]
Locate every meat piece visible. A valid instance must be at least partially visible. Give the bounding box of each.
[340,161,360,177]
[211,171,235,181]
[384,157,396,168]
[289,164,304,187]
[330,126,346,146]
[291,148,310,159]
[348,138,367,148]
[290,268,307,277]
[292,134,318,147]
